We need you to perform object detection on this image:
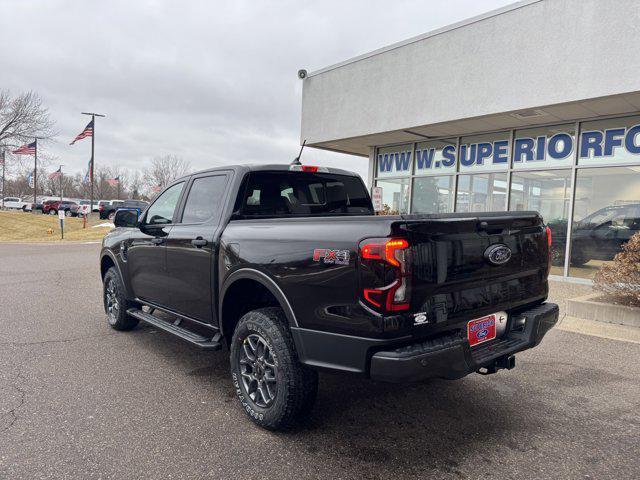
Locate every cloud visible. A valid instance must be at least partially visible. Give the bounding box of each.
[1,0,513,181]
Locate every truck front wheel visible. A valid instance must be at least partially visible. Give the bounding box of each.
[103,267,139,331]
[230,307,318,430]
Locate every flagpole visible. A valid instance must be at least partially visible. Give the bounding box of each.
[90,117,94,209]
[34,138,38,208]
[81,112,105,214]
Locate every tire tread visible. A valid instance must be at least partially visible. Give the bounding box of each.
[230,307,318,430]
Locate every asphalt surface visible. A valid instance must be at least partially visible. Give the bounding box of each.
[1,243,639,480]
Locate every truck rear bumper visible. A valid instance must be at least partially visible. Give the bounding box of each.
[369,303,559,382]
[291,303,559,383]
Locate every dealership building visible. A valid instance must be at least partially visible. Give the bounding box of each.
[300,0,640,282]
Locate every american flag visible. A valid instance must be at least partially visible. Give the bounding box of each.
[70,120,94,145]
[12,142,36,155]
[107,176,120,186]
[48,167,62,180]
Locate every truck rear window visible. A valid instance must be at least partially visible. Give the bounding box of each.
[239,171,373,217]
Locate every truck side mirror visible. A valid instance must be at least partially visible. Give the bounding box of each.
[113,209,139,228]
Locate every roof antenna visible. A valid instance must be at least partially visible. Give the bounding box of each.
[291,139,306,166]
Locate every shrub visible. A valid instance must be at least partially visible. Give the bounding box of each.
[593,231,640,306]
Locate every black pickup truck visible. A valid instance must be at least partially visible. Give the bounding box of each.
[100,163,559,430]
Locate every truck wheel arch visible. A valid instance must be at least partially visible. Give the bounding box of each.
[219,269,298,344]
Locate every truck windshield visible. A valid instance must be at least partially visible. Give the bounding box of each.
[239,171,373,217]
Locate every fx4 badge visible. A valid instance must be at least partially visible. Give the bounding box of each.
[313,248,350,265]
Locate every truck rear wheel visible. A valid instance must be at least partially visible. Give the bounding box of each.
[103,267,139,331]
[230,307,318,430]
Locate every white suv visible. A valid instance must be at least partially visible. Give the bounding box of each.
[2,197,33,211]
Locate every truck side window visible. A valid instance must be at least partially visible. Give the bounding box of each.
[145,182,185,226]
[181,175,228,224]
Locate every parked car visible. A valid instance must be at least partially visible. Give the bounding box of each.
[100,163,558,430]
[547,203,640,266]
[75,199,100,217]
[34,196,57,213]
[93,200,105,213]
[2,197,33,211]
[42,200,79,217]
[119,199,149,215]
[99,200,125,220]
[41,199,57,214]
[76,201,91,217]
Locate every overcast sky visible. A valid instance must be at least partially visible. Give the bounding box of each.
[2,0,514,180]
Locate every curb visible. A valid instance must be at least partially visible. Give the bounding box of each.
[556,315,640,344]
[567,293,640,328]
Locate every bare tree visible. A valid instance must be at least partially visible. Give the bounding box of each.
[145,155,191,191]
[0,90,56,148]
[128,170,144,199]
[5,168,49,198]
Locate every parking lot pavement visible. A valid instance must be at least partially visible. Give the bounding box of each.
[1,243,639,480]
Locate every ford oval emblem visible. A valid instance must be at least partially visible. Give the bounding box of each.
[477,329,488,339]
[484,244,512,266]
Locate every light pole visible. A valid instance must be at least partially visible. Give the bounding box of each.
[32,136,45,212]
[59,164,64,202]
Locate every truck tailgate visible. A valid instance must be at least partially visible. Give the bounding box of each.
[397,212,548,325]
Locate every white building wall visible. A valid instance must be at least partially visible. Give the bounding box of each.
[301,0,640,145]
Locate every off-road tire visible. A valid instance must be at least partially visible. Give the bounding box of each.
[230,307,318,430]
[49,209,57,216]
[103,267,139,331]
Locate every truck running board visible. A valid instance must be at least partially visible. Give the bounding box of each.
[126,308,223,351]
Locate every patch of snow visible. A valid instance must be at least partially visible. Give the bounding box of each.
[93,222,114,228]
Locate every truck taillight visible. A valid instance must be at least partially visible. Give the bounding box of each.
[360,238,411,312]
[545,226,552,273]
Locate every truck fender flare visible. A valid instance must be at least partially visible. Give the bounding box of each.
[100,250,131,298]
[219,268,299,331]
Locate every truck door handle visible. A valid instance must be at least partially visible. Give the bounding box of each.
[151,238,164,245]
[191,237,208,248]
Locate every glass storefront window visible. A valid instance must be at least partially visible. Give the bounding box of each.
[510,170,572,275]
[569,166,640,279]
[376,144,413,178]
[459,131,510,173]
[578,115,640,167]
[414,139,457,176]
[371,116,640,280]
[455,173,507,212]
[375,178,410,214]
[513,124,576,170]
[412,176,454,214]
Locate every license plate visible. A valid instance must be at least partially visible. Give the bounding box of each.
[467,314,497,347]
